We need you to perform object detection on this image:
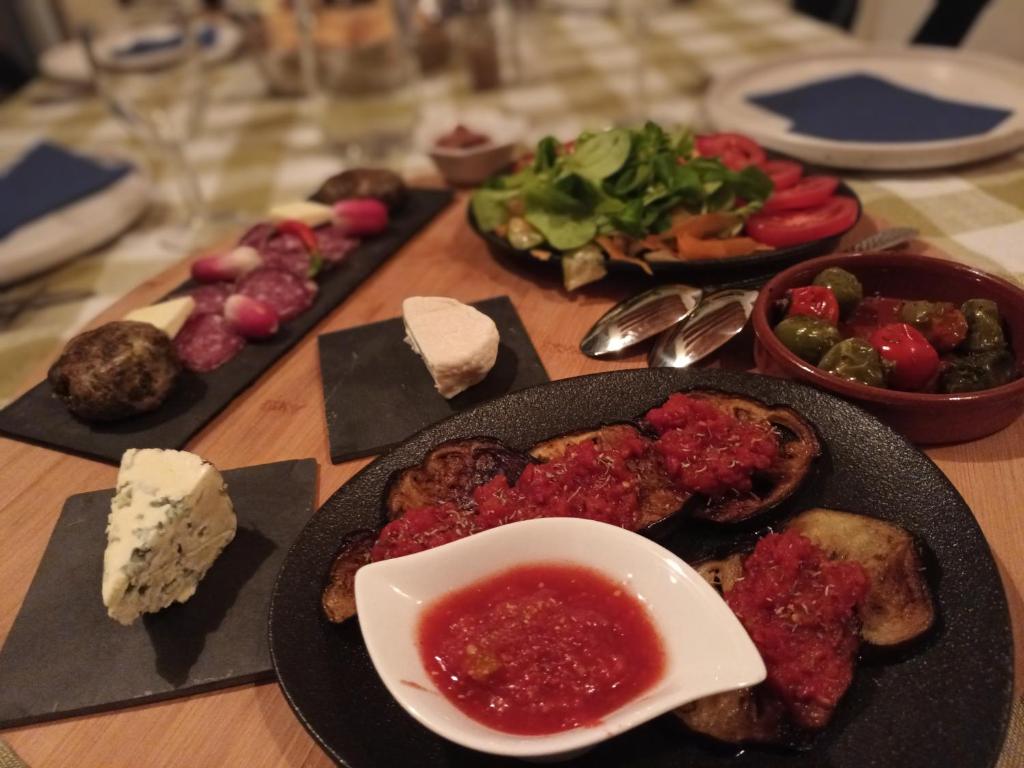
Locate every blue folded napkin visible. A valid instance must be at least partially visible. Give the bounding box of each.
[748,73,1013,143]
[0,143,132,240]
[113,24,218,58]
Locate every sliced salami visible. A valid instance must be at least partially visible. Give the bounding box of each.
[189,283,232,316]
[261,231,313,278]
[238,222,276,251]
[236,267,316,321]
[315,224,358,267]
[174,313,246,373]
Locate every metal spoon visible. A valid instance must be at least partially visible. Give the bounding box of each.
[645,227,920,368]
[580,283,703,358]
[580,227,919,360]
[648,289,758,368]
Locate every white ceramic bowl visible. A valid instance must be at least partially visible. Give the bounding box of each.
[354,517,766,760]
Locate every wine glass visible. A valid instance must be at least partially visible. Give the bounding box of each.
[80,0,215,248]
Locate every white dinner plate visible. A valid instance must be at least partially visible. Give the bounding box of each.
[0,168,151,286]
[704,46,1024,170]
[39,18,243,85]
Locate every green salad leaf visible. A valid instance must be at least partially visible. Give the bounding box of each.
[567,128,632,181]
[470,188,519,232]
[525,208,597,250]
[470,120,773,262]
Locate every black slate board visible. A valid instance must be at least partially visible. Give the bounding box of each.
[269,370,1012,768]
[317,295,549,463]
[0,189,453,465]
[0,458,317,729]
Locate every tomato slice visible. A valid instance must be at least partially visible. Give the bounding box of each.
[746,196,858,249]
[696,133,766,170]
[761,176,839,213]
[759,159,803,191]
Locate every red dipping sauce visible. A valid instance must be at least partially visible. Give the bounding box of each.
[417,563,666,735]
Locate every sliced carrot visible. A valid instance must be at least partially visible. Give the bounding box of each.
[671,212,740,238]
[675,232,759,260]
[597,235,654,276]
[529,249,552,262]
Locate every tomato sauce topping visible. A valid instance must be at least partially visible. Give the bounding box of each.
[371,504,476,561]
[373,431,650,562]
[473,434,647,531]
[645,394,779,498]
[417,563,665,735]
[725,532,869,730]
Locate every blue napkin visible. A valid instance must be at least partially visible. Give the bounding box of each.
[112,24,218,58]
[748,73,1013,143]
[0,143,132,240]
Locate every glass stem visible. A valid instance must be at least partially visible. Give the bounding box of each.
[157,134,205,226]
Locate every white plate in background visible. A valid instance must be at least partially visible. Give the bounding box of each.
[39,18,243,84]
[0,168,151,286]
[704,47,1024,170]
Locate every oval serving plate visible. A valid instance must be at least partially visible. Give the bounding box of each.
[269,369,1011,768]
[467,180,862,282]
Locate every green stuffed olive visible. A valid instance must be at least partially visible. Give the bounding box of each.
[962,299,1006,352]
[774,316,843,363]
[812,267,863,316]
[940,349,1017,393]
[819,338,887,387]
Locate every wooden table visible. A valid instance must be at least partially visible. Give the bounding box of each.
[1,195,1021,767]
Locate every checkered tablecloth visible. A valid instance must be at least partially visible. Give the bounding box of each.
[1,0,1022,407]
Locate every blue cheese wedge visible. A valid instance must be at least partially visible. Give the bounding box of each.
[123,296,195,339]
[102,449,236,626]
[402,296,500,399]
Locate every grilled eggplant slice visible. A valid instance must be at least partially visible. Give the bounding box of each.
[384,438,529,521]
[529,424,691,530]
[322,529,376,623]
[676,508,935,745]
[684,392,820,524]
[786,508,935,647]
[676,688,790,746]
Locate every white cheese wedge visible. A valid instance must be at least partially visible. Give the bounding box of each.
[123,296,195,339]
[102,449,237,626]
[402,296,500,399]
[269,200,334,228]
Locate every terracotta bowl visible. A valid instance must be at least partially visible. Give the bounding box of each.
[752,252,1024,444]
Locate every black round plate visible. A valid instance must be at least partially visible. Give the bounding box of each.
[269,369,1012,768]
[467,184,862,281]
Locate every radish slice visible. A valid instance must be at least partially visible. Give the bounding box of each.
[223,294,280,339]
[191,245,263,283]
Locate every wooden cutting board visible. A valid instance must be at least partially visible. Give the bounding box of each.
[1,194,1021,768]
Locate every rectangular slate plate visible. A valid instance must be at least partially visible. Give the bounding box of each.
[318,296,549,463]
[0,458,317,729]
[0,188,453,465]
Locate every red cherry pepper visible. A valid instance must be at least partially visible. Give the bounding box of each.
[276,219,319,253]
[869,323,940,391]
[276,219,322,276]
[786,285,840,325]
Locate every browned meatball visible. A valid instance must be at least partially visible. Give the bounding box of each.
[48,321,181,421]
[310,168,407,211]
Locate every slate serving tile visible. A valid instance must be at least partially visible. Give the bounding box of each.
[317,296,549,463]
[0,188,453,465]
[0,458,317,729]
